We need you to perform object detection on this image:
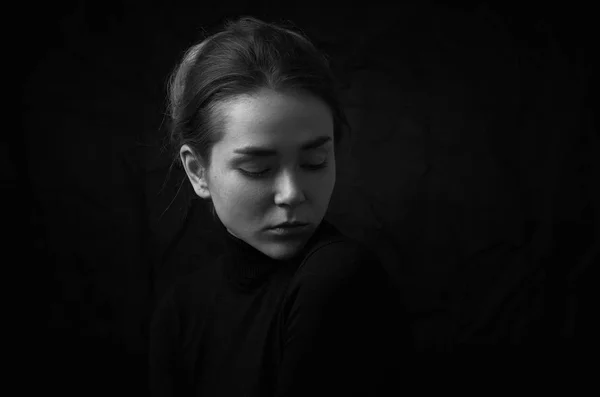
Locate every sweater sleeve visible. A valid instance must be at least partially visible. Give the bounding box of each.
[148,289,181,397]
[275,242,399,397]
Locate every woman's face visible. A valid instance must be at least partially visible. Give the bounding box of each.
[181,88,336,260]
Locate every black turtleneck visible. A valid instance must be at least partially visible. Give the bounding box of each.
[219,217,298,292]
[149,217,410,397]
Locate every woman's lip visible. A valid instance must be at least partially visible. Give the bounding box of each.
[267,224,310,236]
[270,223,308,229]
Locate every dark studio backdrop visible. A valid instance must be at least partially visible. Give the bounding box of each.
[14,0,597,394]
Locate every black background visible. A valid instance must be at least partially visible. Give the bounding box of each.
[14,0,597,394]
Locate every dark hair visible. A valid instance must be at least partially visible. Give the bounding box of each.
[163,16,351,218]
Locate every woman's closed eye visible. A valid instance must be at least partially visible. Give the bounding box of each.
[239,160,329,178]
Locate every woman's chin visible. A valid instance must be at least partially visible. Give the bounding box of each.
[260,240,308,261]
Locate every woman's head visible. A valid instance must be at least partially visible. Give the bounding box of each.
[167,16,350,260]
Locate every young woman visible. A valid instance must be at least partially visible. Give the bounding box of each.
[149,16,410,397]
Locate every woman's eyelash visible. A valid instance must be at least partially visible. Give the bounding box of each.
[240,161,329,178]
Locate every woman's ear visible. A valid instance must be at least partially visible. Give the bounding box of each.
[180,145,211,199]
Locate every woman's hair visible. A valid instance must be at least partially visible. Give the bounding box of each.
[163,15,351,218]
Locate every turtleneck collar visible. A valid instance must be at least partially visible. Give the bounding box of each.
[213,216,334,291]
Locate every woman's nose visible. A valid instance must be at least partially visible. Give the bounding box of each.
[273,169,306,207]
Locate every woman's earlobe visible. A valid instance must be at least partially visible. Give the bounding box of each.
[181,153,211,199]
[194,182,211,199]
[188,167,211,199]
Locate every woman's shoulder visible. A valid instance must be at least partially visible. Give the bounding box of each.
[281,221,392,314]
[296,220,383,281]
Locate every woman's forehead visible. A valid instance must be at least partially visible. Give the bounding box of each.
[217,89,334,148]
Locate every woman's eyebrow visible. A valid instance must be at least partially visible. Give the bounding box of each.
[233,136,332,157]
